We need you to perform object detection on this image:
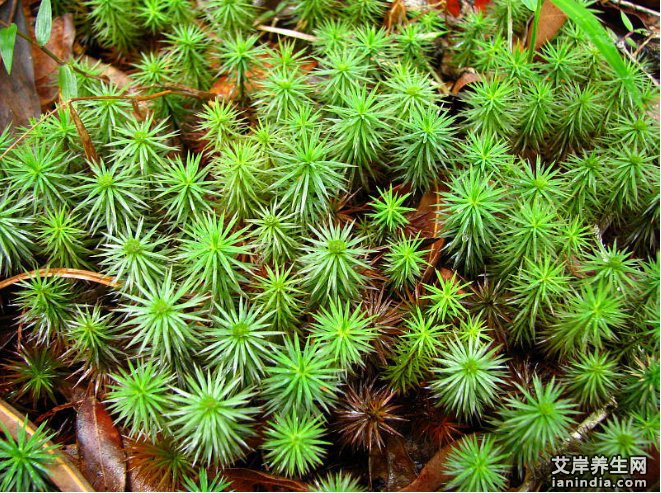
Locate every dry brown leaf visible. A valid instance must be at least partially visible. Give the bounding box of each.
[414,186,441,237]
[211,55,316,101]
[445,0,461,17]
[0,1,40,128]
[76,397,127,491]
[0,398,93,492]
[451,70,481,94]
[81,55,133,89]
[526,1,567,51]
[415,185,448,284]
[210,60,267,100]
[398,435,470,492]
[210,74,237,100]
[221,468,308,492]
[126,468,162,493]
[369,434,418,491]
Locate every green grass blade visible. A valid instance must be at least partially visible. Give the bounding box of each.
[551,0,642,107]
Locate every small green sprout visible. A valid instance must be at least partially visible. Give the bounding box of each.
[367,186,414,237]
[0,420,59,492]
[263,412,329,477]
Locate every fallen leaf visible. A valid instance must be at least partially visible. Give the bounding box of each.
[124,436,191,492]
[210,63,265,100]
[211,55,316,101]
[526,0,567,51]
[62,443,81,466]
[445,0,462,17]
[210,74,236,100]
[126,468,161,493]
[0,0,40,128]
[221,468,308,492]
[413,185,448,284]
[76,397,127,492]
[0,398,93,492]
[451,70,481,94]
[442,0,493,17]
[81,55,133,89]
[369,434,417,491]
[398,435,469,492]
[413,185,442,238]
[474,0,493,12]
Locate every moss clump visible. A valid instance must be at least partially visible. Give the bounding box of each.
[0,1,658,491]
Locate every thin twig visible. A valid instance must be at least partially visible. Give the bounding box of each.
[256,24,318,42]
[69,88,216,103]
[16,309,25,351]
[569,407,610,442]
[517,405,612,491]
[0,106,60,161]
[633,31,660,58]
[69,91,176,103]
[621,43,660,86]
[36,400,83,424]
[0,268,119,291]
[133,83,218,100]
[8,0,19,23]
[601,0,660,18]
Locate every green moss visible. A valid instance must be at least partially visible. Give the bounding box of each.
[0,0,658,486]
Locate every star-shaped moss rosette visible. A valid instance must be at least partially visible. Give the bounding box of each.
[0,0,658,491]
